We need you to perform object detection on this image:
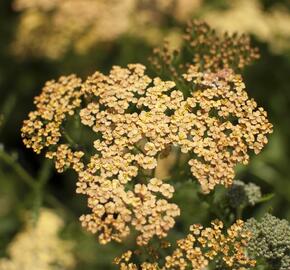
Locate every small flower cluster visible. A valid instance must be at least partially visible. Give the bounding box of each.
[244,214,290,270]
[184,20,260,71]
[228,180,262,208]
[21,75,83,154]
[114,219,256,270]
[184,67,272,192]
[22,62,272,245]
[0,209,75,270]
[22,64,182,245]
[150,20,259,82]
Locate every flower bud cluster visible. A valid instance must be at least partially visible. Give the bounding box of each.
[184,20,260,71]
[244,214,290,270]
[228,180,262,208]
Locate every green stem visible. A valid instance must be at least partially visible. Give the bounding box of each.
[32,159,53,224]
[151,167,156,178]
[63,130,78,148]
[0,149,64,222]
[45,194,76,219]
[0,94,16,135]
[236,205,245,219]
[134,144,146,155]
[0,149,35,188]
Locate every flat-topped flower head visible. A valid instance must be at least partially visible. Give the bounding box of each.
[183,67,273,192]
[21,62,272,244]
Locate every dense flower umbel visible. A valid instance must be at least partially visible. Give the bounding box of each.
[184,67,272,192]
[114,220,256,270]
[21,64,272,244]
[21,75,83,154]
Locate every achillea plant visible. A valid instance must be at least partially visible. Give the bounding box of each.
[21,21,273,268]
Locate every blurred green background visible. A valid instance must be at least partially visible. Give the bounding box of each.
[0,0,289,269]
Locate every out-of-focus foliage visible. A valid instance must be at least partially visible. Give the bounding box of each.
[0,0,290,269]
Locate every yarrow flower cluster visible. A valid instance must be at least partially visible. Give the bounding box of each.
[21,74,83,154]
[183,67,272,192]
[21,60,272,245]
[183,20,260,71]
[0,209,75,270]
[114,219,256,270]
[150,20,260,84]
